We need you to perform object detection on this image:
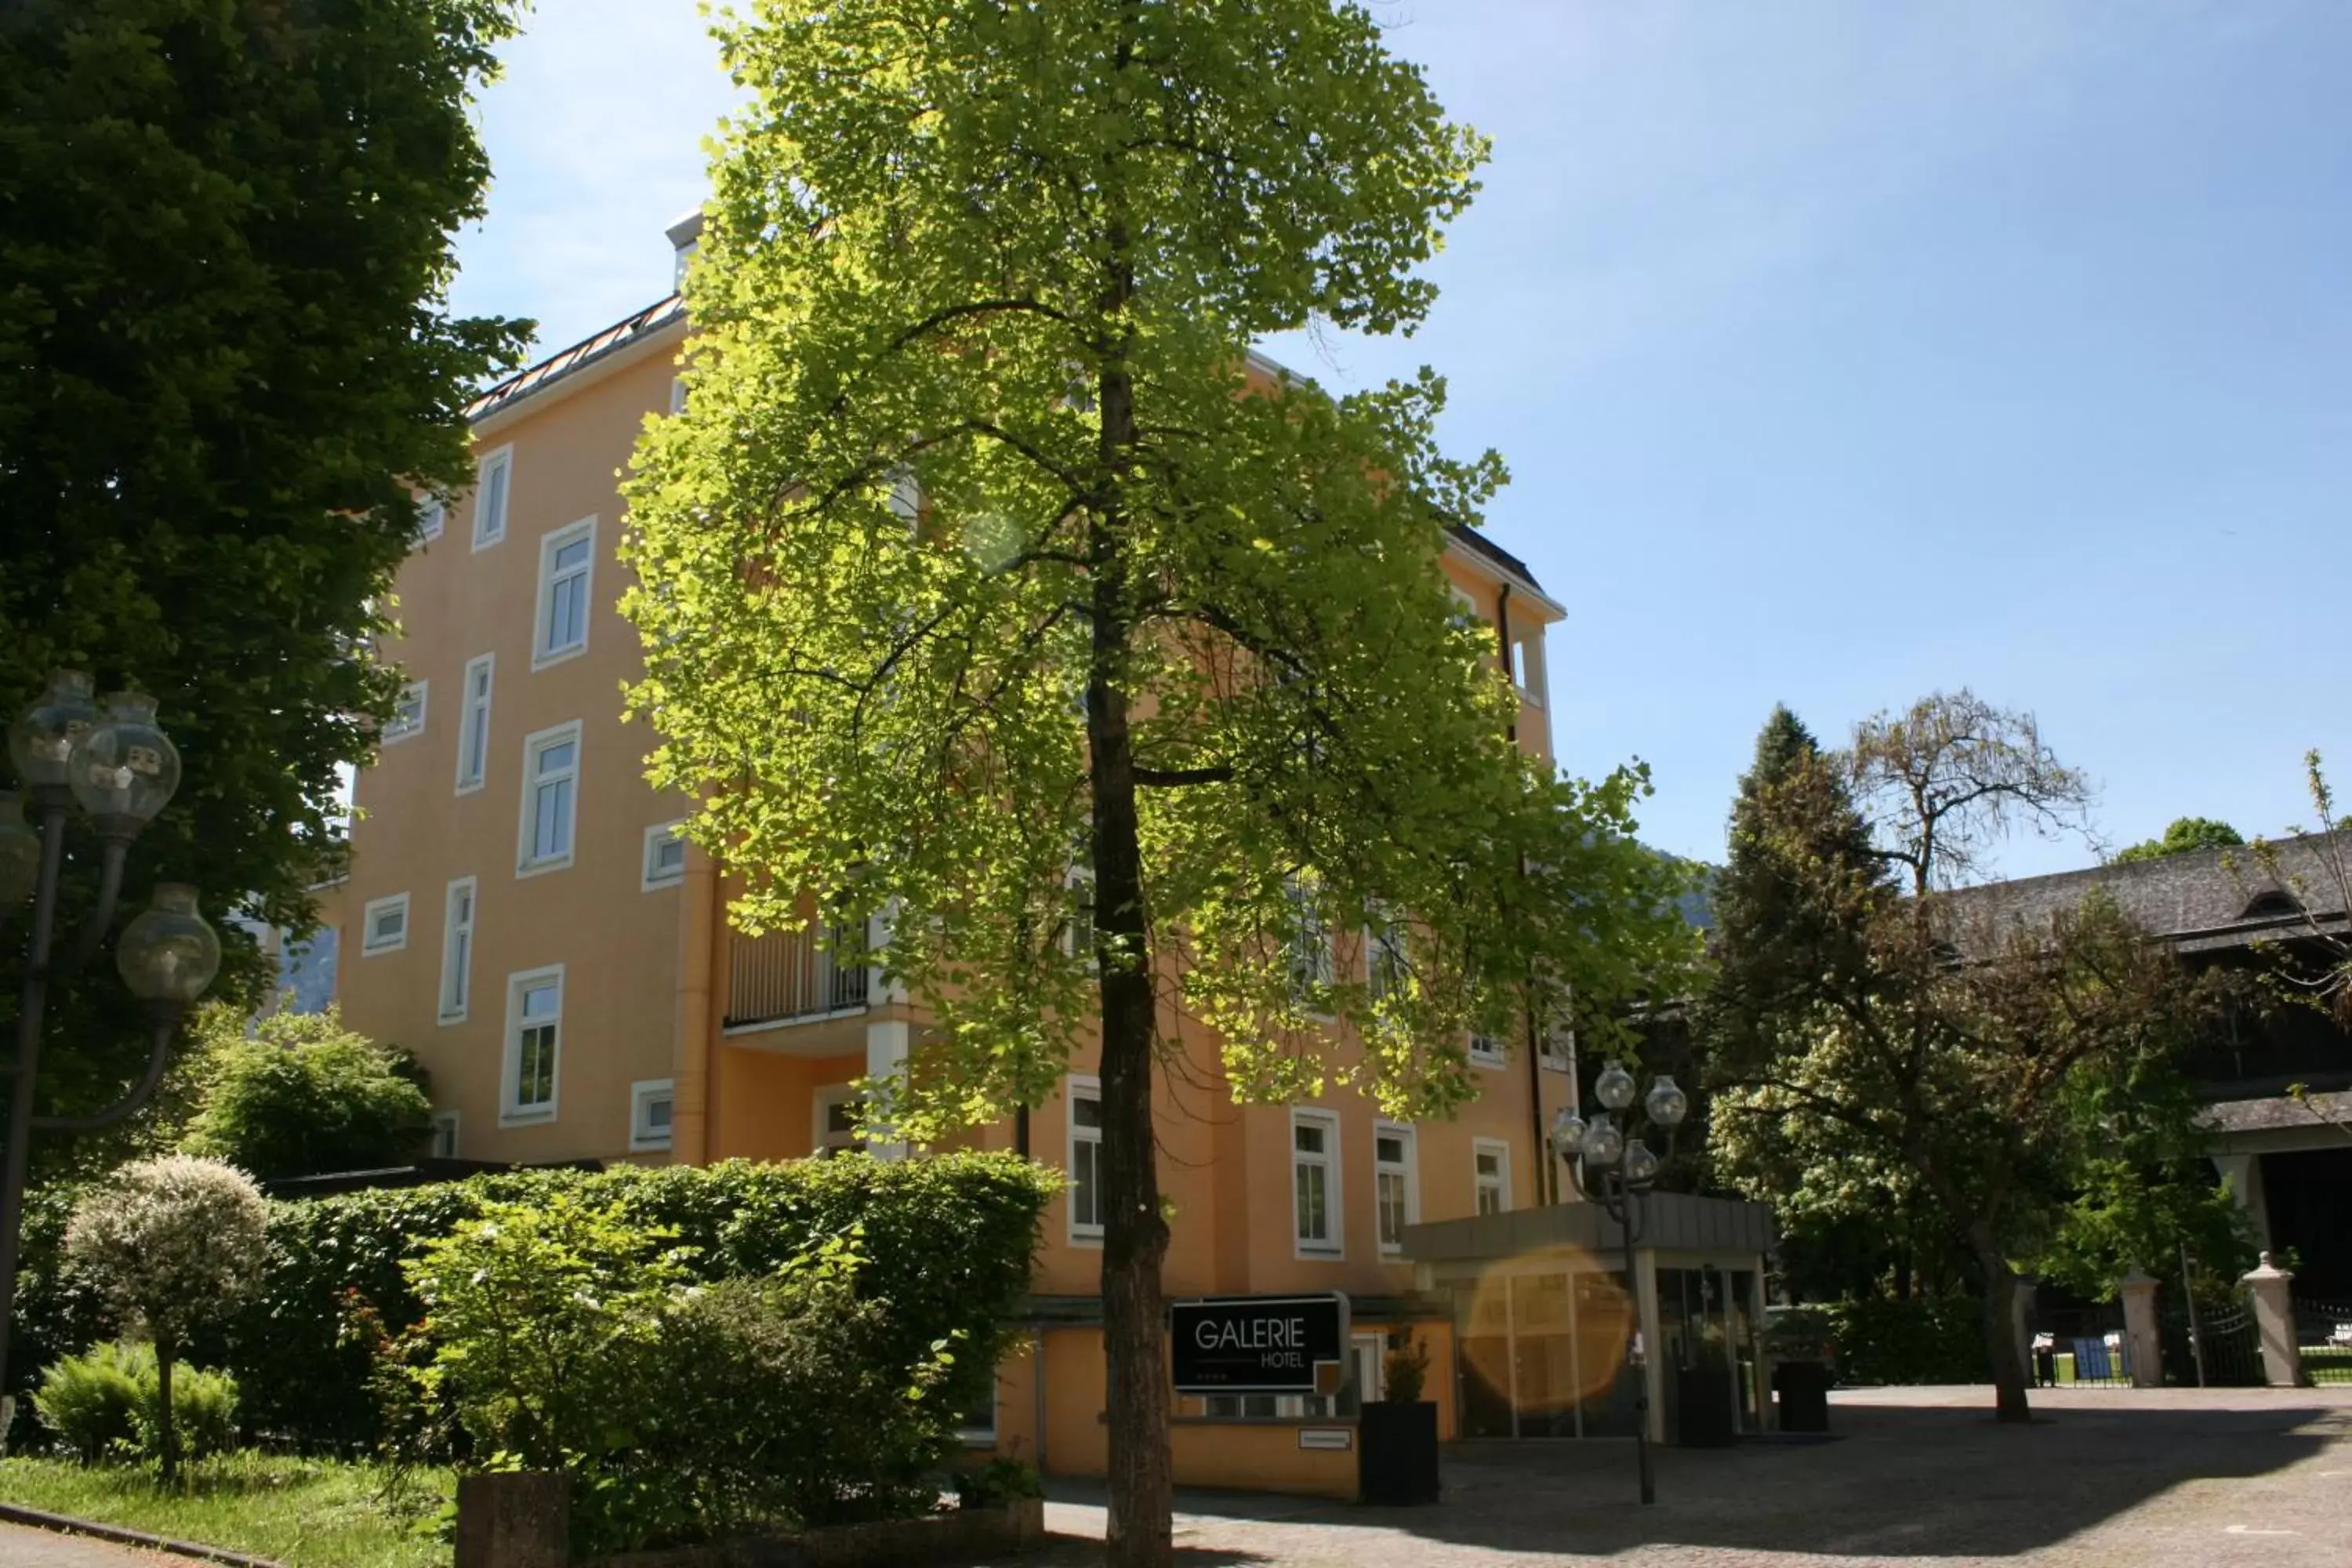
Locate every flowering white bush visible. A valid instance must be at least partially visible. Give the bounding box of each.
[64,1155,267,1473]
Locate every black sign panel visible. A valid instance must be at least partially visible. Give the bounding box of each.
[1171,1294,1348,1393]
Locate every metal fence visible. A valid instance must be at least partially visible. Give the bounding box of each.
[2294,1296,2352,1385]
[725,924,869,1029]
[2034,1306,2132,1387]
[2161,1301,2267,1387]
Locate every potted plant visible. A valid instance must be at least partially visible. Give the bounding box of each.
[1358,1331,1441,1505]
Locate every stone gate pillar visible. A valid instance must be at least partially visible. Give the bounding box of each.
[2241,1252,2306,1389]
[2118,1271,2162,1388]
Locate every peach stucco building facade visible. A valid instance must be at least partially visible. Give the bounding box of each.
[320,226,1581,1493]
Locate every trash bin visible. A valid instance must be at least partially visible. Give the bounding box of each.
[1773,1359,1831,1433]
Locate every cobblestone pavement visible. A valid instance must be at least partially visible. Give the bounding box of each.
[0,1523,174,1566]
[1017,1385,2352,1566]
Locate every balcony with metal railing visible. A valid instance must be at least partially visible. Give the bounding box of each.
[724,923,871,1033]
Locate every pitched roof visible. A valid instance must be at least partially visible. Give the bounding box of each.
[1943,833,2350,953]
[466,294,687,426]
[461,300,1552,599]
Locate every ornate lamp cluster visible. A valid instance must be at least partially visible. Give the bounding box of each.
[1551,1058,1689,1507]
[0,671,220,1431]
[1552,1058,1688,1192]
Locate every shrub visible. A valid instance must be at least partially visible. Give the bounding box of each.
[179,1004,434,1181]
[34,1342,146,1463]
[1818,1294,1990,1385]
[34,1343,239,1465]
[1382,1330,1431,1403]
[646,1248,960,1537]
[953,1457,1044,1509]
[65,1156,269,1476]
[408,1206,978,1552]
[220,1153,1054,1457]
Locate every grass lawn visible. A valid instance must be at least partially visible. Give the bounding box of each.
[0,1453,450,1568]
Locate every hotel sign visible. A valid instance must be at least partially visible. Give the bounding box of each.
[1170,1293,1349,1394]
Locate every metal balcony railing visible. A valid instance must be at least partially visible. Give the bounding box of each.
[724,924,870,1029]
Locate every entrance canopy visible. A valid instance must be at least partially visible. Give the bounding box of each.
[1402,1190,1775,1264]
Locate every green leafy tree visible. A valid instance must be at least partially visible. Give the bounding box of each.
[177,1005,434,1181]
[0,0,529,1124]
[64,1155,267,1478]
[2113,816,2245,865]
[622,2,1695,1557]
[1708,693,2218,1424]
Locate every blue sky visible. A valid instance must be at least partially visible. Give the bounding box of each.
[448,0,2351,880]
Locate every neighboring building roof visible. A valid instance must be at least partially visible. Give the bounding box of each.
[1943,833,2349,954]
[466,293,687,426]
[2200,1089,2352,1136]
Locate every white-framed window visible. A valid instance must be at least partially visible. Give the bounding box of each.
[533,516,597,669]
[1364,916,1407,1004]
[456,653,494,793]
[1510,628,1547,707]
[430,1111,459,1160]
[1449,583,1481,624]
[957,1380,998,1448]
[1474,1138,1512,1216]
[669,378,688,416]
[516,720,581,877]
[813,1084,861,1156]
[630,1078,675,1152]
[384,681,427,745]
[1541,1023,1575,1073]
[471,445,514,549]
[501,964,563,1124]
[416,495,445,543]
[437,877,477,1022]
[884,466,922,531]
[360,892,410,956]
[642,821,688,891]
[1468,1029,1508,1070]
[1061,869,1095,964]
[1375,1122,1418,1256]
[1284,875,1334,1000]
[1067,1074,1103,1243]
[1290,1108,1342,1259]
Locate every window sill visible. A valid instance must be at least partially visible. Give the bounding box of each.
[455,780,485,798]
[361,943,405,959]
[531,644,588,674]
[437,1010,466,1026]
[516,855,575,880]
[1068,1229,1104,1249]
[381,731,423,747]
[956,1429,997,1450]
[1294,1247,1345,1263]
[1468,1056,1508,1072]
[641,875,684,894]
[499,1109,557,1128]
[630,1138,673,1154]
[471,531,505,553]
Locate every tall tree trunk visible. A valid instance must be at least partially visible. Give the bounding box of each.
[1969,1229,2031,1425]
[155,1338,179,1483]
[1088,234,1173,1562]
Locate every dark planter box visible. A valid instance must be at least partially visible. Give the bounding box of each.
[1673,1368,1738,1448]
[1358,1400,1441,1504]
[1773,1359,1831,1433]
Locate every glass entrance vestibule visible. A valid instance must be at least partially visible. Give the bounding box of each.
[1404,1192,1777,1446]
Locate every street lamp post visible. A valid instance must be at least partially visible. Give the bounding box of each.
[0,672,217,1439]
[1552,1059,1689,1506]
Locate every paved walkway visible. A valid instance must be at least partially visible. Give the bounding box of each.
[1026,1385,2352,1566]
[0,1522,174,1566]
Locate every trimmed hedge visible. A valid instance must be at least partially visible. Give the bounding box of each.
[14,1154,1055,1455]
[1817,1294,1991,1386]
